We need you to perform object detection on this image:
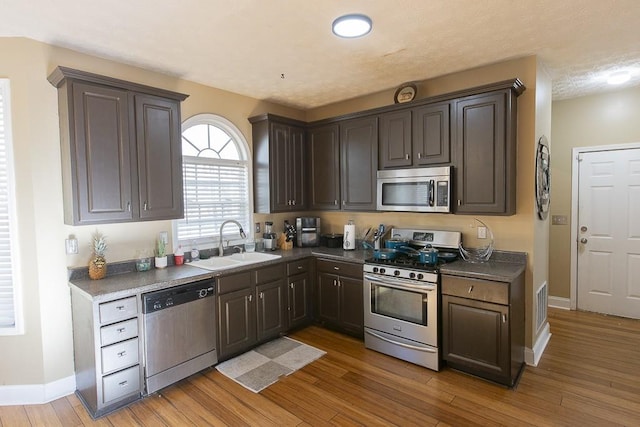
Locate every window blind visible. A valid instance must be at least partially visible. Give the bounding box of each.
[177,156,250,244]
[0,79,19,333]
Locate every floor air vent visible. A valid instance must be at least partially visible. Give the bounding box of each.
[536,281,548,331]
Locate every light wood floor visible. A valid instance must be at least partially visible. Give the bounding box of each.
[2,307,639,426]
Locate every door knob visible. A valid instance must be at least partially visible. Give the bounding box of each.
[580,226,588,232]
[580,238,588,244]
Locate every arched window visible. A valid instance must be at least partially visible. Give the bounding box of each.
[173,114,252,249]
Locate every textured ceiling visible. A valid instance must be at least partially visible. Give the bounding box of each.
[2,0,640,109]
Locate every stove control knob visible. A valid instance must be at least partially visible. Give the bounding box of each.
[417,273,424,280]
[409,272,416,279]
[394,270,400,276]
[380,268,386,274]
[372,267,379,273]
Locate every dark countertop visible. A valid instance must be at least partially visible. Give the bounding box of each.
[440,250,527,282]
[69,247,372,302]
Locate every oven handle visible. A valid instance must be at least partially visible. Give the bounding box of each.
[365,330,437,353]
[364,274,435,293]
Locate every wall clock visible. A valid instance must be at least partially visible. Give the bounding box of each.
[394,83,417,103]
[535,135,551,220]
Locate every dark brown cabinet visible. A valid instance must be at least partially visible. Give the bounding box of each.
[340,116,378,211]
[48,66,187,225]
[308,117,377,211]
[316,259,364,338]
[441,273,524,387]
[286,259,313,330]
[308,124,341,210]
[217,264,286,360]
[250,114,307,213]
[454,86,521,215]
[379,102,451,169]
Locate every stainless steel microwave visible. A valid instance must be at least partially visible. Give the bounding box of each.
[376,166,451,213]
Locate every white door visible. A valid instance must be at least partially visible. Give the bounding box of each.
[577,148,640,318]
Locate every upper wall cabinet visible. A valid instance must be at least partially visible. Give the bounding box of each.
[454,83,522,215]
[250,114,307,213]
[308,124,341,210]
[379,101,451,169]
[48,66,188,225]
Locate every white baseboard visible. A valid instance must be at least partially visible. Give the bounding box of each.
[549,296,571,310]
[0,375,75,405]
[525,321,551,367]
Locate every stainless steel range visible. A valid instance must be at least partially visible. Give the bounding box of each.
[363,228,461,371]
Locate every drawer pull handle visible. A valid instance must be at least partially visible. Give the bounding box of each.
[117,351,126,357]
[290,283,294,289]
[334,266,340,271]
[117,328,126,333]
[502,314,507,323]
[247,294,253,302]
[116,305,125,311]
[118,380,128,387]
[297,265,303,270]
[468,286,473,294]
[333,280,337,287]
[259,292,264,299]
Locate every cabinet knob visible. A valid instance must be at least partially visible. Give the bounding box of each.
[333,279,337,287]
[502,314,507,323]
[259,292,264,299]
[126,202,131,212]
[292,200,296,206]
[468,286,474,294]
[290,283,294,289]
[247,294,253,302]
[334,200,338,205]
[417,153,422,159]
[143,201,148,211]
[457,200,462,206]
[405,154,410,160]
[342,200,346,205]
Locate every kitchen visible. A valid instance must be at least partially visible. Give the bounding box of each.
[2,1,640,425]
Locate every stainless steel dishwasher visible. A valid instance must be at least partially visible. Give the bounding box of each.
[142,278,217,394]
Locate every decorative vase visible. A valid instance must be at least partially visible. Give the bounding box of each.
[88,256,107,280]
[155,256,168,269]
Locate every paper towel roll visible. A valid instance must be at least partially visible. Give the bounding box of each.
[343,223,356,250]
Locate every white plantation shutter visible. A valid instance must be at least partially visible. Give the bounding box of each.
[175,114,252,247]
[0,79,21,334]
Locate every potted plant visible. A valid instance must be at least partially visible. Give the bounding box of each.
[89,232,107,280]
[155,238,167,269]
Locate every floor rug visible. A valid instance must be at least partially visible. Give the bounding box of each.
[215,336,326,393]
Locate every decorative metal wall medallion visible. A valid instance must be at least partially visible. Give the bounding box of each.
[535,135,551,219]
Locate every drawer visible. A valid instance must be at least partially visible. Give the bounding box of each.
[99,296,138,325]
[101,338,139,374]
[254,263,285,285]
[317,259,362,278]
[100,318,138,347]
[218,271,252,294]
[441,275,508,305]
[287,259,310,276]
[102,365,140,404]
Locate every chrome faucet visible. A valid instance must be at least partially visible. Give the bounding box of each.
[219,220,247,256]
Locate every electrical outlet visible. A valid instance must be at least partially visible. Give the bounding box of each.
[552,215,568,225]
[477,226,487,239]
[255,222,261,233]
[65,237,78,254]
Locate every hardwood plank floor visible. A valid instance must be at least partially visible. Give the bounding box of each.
[2,308,639,426]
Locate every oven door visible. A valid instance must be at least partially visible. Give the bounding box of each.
[364,273,438,346]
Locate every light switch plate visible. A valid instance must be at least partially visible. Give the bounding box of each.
[65,238,78,254]
[477,226,487,239]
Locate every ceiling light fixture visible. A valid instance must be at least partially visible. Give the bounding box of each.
[607,70,631,85]
[332,14,372,38]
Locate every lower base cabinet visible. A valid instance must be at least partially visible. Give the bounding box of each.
[286,259,313,330]
[441,273,524,386]
[316,258,364,338]
[70,290,143,418]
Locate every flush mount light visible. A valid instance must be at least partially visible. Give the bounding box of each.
[332,14,372,38]
[607,70,631,85]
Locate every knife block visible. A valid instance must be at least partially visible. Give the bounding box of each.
[278,233,293,250]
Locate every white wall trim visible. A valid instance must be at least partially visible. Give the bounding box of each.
[525,321,551,367]
[548,296,571,310]
[571,142,640,311]
[0,375,75,405]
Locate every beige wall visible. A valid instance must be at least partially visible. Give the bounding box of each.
[1,36,551,390]
[549,85,640,298]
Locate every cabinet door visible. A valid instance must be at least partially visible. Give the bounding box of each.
[339,276,364,337]
[289,126,307,209]
[412,102,451,166]
[135,94,183,220]
[454,91,512,214]
[442,294,510,384]
[269,122,291,212]
[308,124,341,210]
[340,116,378,211]
[218,288,256,359]
[379,109,412,169]
[256,280,286,342]
[71,82,133,224]
[317,272,341,324]
[288,272,311,330]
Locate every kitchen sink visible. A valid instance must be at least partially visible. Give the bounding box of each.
[189,252,281,271]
